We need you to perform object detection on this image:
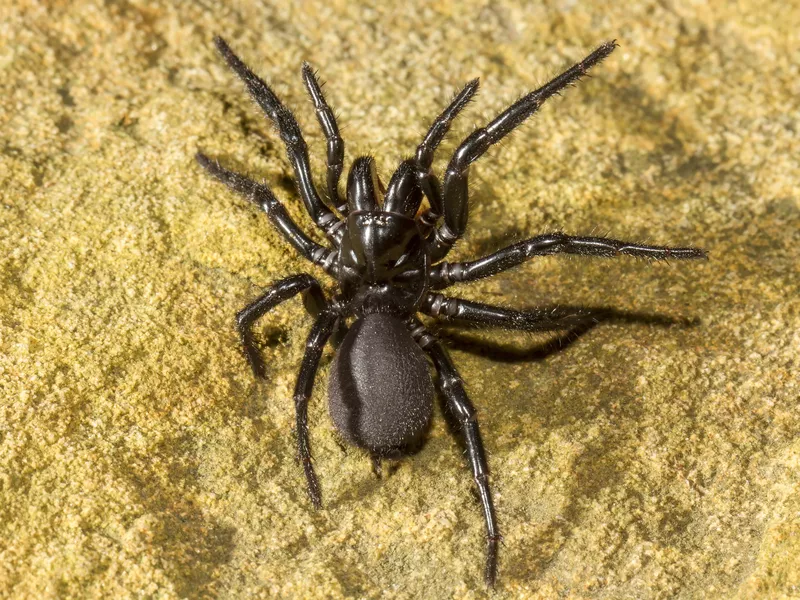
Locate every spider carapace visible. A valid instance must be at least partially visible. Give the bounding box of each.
[197,36,705,586]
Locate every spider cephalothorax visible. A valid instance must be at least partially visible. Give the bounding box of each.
[197,36,705,587]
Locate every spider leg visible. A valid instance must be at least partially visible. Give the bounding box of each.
[293,307,339,508]
[213,36,344,243]
[370,454,383,478]
[415,79,480,228]
[429,233,707,289]
[421,292,600,331]
[196,153,338,275]
[408,318,500,586]
[236,274,327,379]
[302,63,346,214]
[429,41,618,262]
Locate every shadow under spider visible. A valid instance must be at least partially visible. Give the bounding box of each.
[431,308,700,576]
[433,306,700,364]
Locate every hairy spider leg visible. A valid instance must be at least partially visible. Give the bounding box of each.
[415,79,480,226]
[429,233,707,289]
[214,36,344,243]
[196,154,338,274]
[235,274,328,379]
[294,308,340,509]
[421,293,603,331]
[429,41,618,262]
[302,63,346,215]
[408,319,500,586]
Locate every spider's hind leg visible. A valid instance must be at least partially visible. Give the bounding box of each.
[293,308,339,508]
[409,319,501,587]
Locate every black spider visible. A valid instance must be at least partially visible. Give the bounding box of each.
[196,36,705,587]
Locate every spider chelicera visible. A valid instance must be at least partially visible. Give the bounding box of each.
[196,36,705,586]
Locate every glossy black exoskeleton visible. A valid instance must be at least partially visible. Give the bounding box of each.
[332,156,435,455]
[196,36,706,586]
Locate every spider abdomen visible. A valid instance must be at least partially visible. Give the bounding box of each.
[328,313,433,454]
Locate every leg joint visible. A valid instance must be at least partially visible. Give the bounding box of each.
[426,293,459,318]
[434,223,458,246]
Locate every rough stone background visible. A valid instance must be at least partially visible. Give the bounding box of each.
[1,1,798,598]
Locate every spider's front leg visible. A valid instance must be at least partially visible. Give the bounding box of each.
[409,320,501,587]
[213,36,344,242]
[302,63,346,214]
[429,233,707,289]
[429,41,618,262]
[236,274,327,379]
[414,79,480,228]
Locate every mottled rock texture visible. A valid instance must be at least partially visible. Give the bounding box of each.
[1,1,798,598]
